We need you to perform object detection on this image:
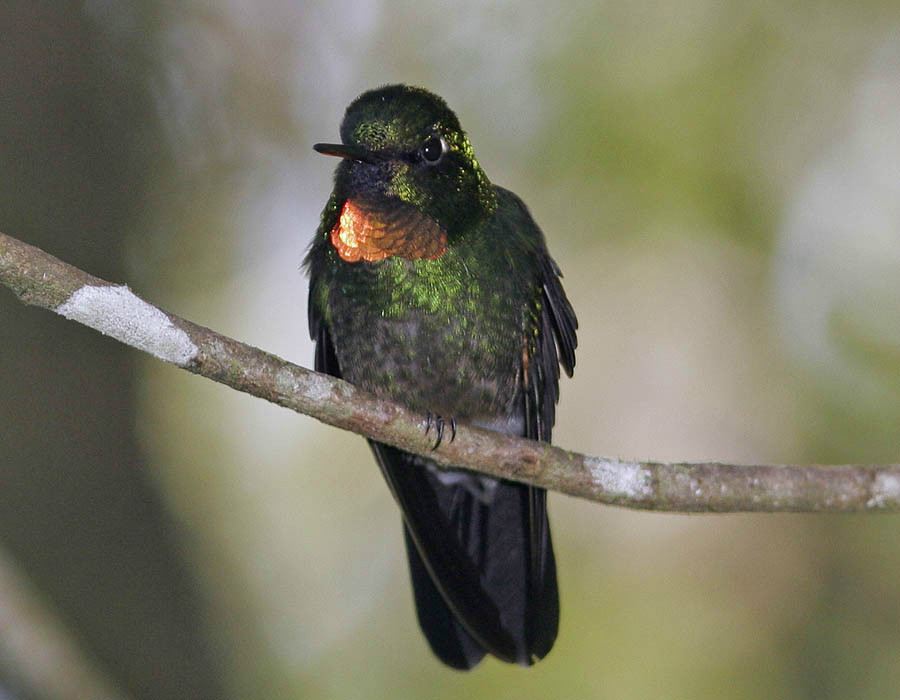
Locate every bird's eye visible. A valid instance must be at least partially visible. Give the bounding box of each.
[421,135,447,164]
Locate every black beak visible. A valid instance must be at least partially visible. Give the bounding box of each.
[313,142,379,164]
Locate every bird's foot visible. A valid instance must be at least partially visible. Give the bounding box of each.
[424,413,456,450]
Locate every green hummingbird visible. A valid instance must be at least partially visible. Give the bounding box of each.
[305,84,577,669]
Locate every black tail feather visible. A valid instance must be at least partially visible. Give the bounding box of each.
[403,528,487,669]
[371,442,558,668]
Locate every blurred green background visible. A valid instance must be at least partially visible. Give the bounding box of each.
[1,2,898,698]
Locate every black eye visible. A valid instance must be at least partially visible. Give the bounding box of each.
[421,135,446,164]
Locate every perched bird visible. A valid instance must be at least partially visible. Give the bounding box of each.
[305,84,577,669]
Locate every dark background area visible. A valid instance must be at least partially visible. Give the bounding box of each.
[0,4,223,699]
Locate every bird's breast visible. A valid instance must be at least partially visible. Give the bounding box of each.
[327,254,526,421]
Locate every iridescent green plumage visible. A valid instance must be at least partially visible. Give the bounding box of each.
[305,85,576,668]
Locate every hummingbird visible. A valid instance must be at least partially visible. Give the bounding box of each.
[305,84,577,669]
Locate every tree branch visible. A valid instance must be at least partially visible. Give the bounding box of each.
[2,231,898,513]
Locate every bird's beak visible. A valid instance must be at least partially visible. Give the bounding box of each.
[313,142,379,164]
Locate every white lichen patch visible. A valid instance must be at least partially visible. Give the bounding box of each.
[275,365,333,402]
[586,457,653,500]
[867,471,900,509]
[56,284,198,366]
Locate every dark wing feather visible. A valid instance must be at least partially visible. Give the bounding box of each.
[314,323,341,379]
[541,255,578,379]
[515,251,577,659]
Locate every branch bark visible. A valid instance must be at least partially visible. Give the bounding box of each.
[2,231,898,513]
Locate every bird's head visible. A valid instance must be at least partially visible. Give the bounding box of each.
[315,85,497,262]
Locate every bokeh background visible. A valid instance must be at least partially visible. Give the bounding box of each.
[1,2,898,698]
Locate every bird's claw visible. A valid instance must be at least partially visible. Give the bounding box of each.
[425,413,457,450]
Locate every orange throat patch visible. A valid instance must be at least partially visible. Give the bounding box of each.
[330,199,447,263]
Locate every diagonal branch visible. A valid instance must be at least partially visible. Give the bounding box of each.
[2,231,898,513]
